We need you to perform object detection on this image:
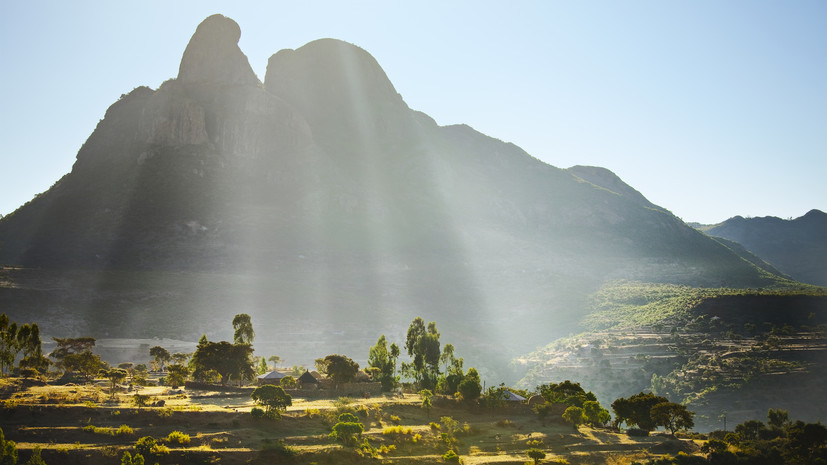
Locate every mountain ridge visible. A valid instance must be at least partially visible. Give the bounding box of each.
[696,209,827,286]
[0,15,794,377]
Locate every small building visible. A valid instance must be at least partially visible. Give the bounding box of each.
[504,390,526,402]
[257,371,287,385]
[298,370,319,389]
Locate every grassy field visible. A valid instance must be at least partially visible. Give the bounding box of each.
[0,378,702,465]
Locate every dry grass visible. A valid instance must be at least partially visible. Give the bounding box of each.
[0,379,698,465]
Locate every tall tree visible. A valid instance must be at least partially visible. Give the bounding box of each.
[368,335,397,391]
[403,317,441,389]
[100,368,128,397]
[166,364,190,389]
[0,314,17,375]
[457,367,482,401]
[149,346,171,371]
[611,392,670,431]
[0,316,42,375]
[321,354,359,389]
[191,341,254,385]
[50,337,102,377]
[251,384,292,418]
[18,322,48,373]
[651,402,695,435]
[439,343,464,395]
[232,313,255,344]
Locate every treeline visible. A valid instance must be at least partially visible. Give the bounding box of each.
[641,409,827,465]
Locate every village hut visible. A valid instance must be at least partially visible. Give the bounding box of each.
[257,371,286,385]
[504,390,526,402]
[298,370,319,389]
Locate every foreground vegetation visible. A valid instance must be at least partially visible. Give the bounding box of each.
[2,378,825,465]
[2,280,826,464]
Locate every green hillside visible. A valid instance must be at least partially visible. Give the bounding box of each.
[516,281,827,431]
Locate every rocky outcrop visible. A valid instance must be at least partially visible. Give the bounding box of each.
[177,14,259,86]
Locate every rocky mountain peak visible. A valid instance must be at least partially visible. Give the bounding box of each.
[264,39,408,142]
[177,14,260,86]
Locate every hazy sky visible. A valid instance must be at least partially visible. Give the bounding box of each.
[1,1,824,224]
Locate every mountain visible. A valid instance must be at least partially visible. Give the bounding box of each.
[698,210,827,286]
[0,15,789,375]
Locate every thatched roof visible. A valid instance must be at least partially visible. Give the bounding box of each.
[298,370,318,384]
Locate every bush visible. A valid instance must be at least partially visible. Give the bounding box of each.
[251,407,266,419]
[527,448,546,464]
[115,425,134,437]
[627,428,649,437]
[135,436,156,457]
[383,426,413,435]
[261,439,296,458]
[443,450,462,463]
[338,412,360,423]
[167,431,190,445]
[132,394,150,407]
[330,421,364,447]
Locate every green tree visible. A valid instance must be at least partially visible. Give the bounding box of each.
[583,400,611,427]
[482,384,510,410]
[100,368,128,397]
[457,367,481,401]
[149,346,170,371]
[0,314,19,375]
[134,436,156,457]
[165,364,189,389]
[419,389,433,418]
[562,406,586,430]
[121,451,145,465]
[611,392,669,431]
[767,408,790,430]
[280,375,297,389]
[404,317,441,389]
[0,427,18,465]
[368,335,398,391]
[170,352,190,365]
[735,419,766,441]
[527,448,546,465]
[0,316,44,376]
[191,341,254,385]
[62,350,104,379]
[25,446,46,465]
[330,421,364,446]
[537,380,594,407]
[250,384,292,418]
[321,354,359,389]
[232,313,255,344]
[439,343,465,395]
[651,402,695,435]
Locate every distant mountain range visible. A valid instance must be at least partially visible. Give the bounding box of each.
[0,15,808,376]
[694,210,827,286]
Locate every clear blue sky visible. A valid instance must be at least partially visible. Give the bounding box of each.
[1,1,825,224]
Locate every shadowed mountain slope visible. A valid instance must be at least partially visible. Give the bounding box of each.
[700,210,827,286]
